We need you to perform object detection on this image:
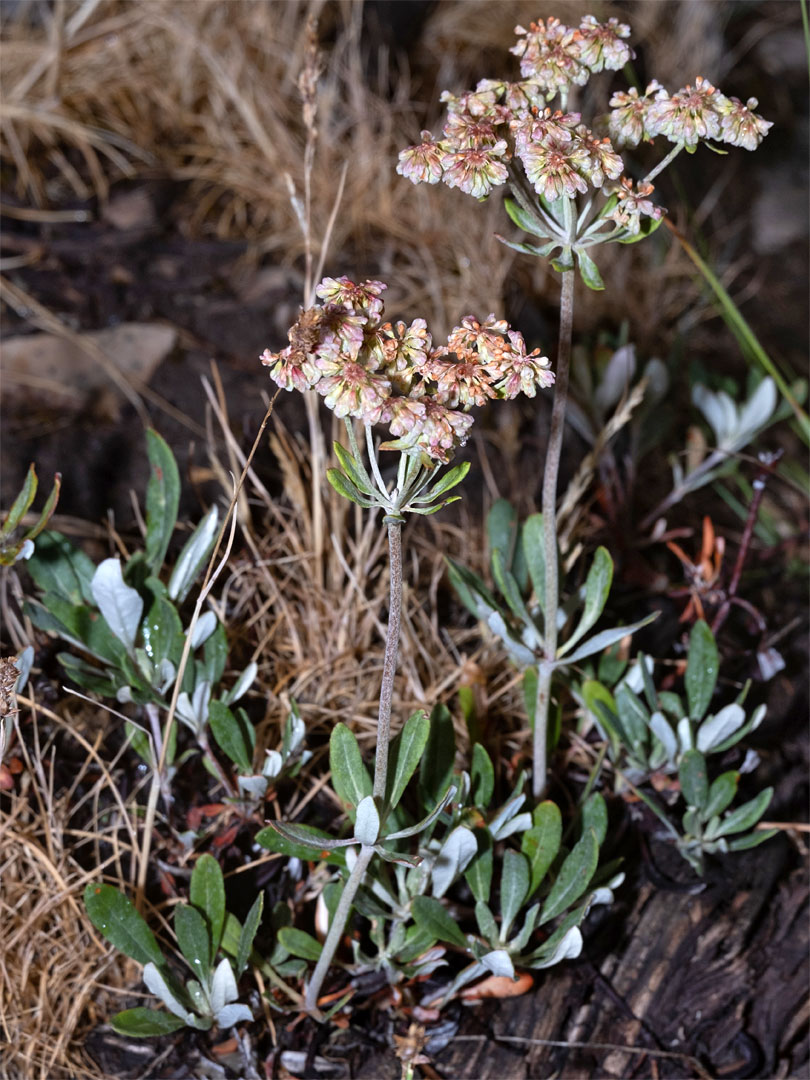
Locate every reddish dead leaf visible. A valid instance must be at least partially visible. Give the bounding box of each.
[213,1037,238,1057]
[460,970,534,1001]
[8,756,23,774]
[0,764,14,790]
[187,803,226,829]
[212,823,240,849]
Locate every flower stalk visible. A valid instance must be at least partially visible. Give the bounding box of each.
[535,266,575,799]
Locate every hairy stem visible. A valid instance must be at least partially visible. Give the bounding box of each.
[373,519,403,800]
[304,844,374,1015]
[535,268,575,799]
[304,517,404,1015]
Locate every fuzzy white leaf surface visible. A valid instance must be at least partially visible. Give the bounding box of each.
[91,558,143,652]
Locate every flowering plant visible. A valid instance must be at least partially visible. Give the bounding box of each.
[399,13,771,799]
[398,13,770,288]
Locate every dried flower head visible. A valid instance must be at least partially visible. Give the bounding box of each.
[262,279,553,464]
[608,177,665,235]
[645,76,723,148]
[511,18,590,96]
[607,81,666,148]
[577,15,633,73]
[715,95,773,150]
[396,131,444,185]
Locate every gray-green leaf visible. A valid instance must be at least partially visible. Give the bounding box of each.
[144,429,180,574]
[539,829,599,925]
[329,723,372,814]
[499,850,530,941]
[686,621,718,720]
[521,800,562,898]
[190,853,225,955]
[84,883,164,968]
[175,904,211,979]
[386,710,430,812]
[412,896,468,949]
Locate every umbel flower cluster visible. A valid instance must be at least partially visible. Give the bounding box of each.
[398,14,771,234]
[261,277,553,464]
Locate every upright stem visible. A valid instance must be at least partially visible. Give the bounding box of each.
[304,844,374,1015]
[373,519,403,800]
[304,516,404,1015]
[534,268,575,799]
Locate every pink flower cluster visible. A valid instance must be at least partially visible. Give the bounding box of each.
[609,77,771,151]
[397,14,631,204]
[398,14,770,228]
[261,277,553,465]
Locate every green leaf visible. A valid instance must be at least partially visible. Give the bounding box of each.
[22,472,61,545]
[144,430,180,574]
[491,548,534,627]
[464,834,493,904]
[190,854,225,955]
[475,900,499,944]
[411,895,468,949]
[1,463,37,537]
[598,641,628,685]
[726,828,778,852]
[168,505,219,604]
[445,558,501,622]
[539,829,599,924]
[91,558,144,653]
[236,893,264,977]
[384,783,456,841]
[581,792,608,847]
[679,750,709,811]
[557,547,613,657]
[110,1008,186,1037]
[332,441,376,497]
[615,685,650,760]
[413,461,470,503]
[499,850,530,940]
[582,680,626,754]
[84,884,164,968]
[326,468,376,508]
[703,771,739,821]
[685,621,718,720]
[418,703,456,811]
[330,723,372,814]
[503,195,553,239]
[200,620,228,686]
[386,710,430,812]
[616,213,664,245]
[575,247,605,291]
[174,904,211,979]
[712,788,773,838]
[208,700,254,773]
[487,500,518,567]
[470,743,495,808]
[142,593,184,671]
[521,801,562,898]
[25,531,96,606]
[277,927,322,962]
[522,513,548,614]
[255,822,347,866]
[561,613,658,665]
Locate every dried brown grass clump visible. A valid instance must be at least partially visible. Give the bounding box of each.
[0,704,141,1080]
